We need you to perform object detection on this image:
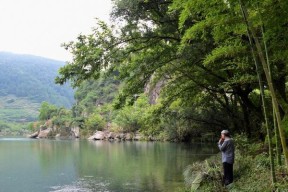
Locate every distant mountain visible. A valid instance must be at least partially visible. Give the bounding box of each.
[0,52,74,107]
[0,52,74,122]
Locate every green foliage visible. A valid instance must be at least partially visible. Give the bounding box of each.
[73,75,120,115]
[55,20,116,87]
[39,102,58,120]
[55,0,249,138]
[183,156,223,192]
[138,103,163,136]
[114,94,149,132]
[53,0,288,145]
[84,113,106,131]
[34,102,74,136]
[69,73,120,133]
[0,120,31,135]
[0,120,12,130]
[0,95,40,122]
[51,108,73,127]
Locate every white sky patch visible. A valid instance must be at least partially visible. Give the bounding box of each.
[0,0,112,61]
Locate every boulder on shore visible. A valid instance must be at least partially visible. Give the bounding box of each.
[28,131,39,139]
[125,133,133,141]
[114,133,121,140]
[37,128,52,138]
[119,133,125,140]
[88,131,106,140]
[134,133,142,141]
[87,131,144,141]
[148,135,157,141]
[71,126,80,138]
[107,132,116,140]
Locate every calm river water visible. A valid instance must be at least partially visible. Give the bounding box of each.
[0,138,217,192]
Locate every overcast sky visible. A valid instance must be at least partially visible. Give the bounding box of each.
[0,0,112,61]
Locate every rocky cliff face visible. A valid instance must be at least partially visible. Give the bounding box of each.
[144,77,165,104]
[28,121,80,139]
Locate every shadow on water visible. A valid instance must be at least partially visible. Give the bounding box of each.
[0,138,217,192]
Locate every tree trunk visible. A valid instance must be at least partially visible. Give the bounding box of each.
[239,100,252,137]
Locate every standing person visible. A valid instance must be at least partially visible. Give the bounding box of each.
[218,130,235,186]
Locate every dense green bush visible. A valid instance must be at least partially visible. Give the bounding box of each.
[84,113,106,131]
[113,94,149,132]
[39,102,58,120]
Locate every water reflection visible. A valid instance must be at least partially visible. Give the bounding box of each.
[0,138,217,192]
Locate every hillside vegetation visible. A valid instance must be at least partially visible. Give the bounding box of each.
[0,52,74,134]
[0,52,74,107]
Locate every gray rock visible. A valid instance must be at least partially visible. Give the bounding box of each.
[37,128,52,138]
[134,133,142,141]
[28,131,39,138]
[115,133,121,139]
[71,126,80,138]
[125,133,133,140]
[148,135,157,141]
[88,131,106,140]
[107,132,116,139]
[39,125,45,131]
[119,133,125,140]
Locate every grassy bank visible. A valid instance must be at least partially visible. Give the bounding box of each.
[182,137,288,191]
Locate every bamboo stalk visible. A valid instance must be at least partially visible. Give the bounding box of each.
[273,107,282,165]
[260,20,282,166]
[238,0,288,171]
[240,8,276,184]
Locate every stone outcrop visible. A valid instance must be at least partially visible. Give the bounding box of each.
[28,124,145,141]
[71,126,80,138]
[119,133,125,140]
[28,123,81,139]
[125,133,133,140]
[114,133,121,140]
[28,131,39,139]
[88,131,106,140]
[144,77,165,104]
[88,131,143,141]
[37,128,52,138]
[107,132,116,140]
[134,133,142,141]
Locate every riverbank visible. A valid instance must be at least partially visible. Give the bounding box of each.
[28,126,151,141]
[183,138,288,191]
[28,122,206,142]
